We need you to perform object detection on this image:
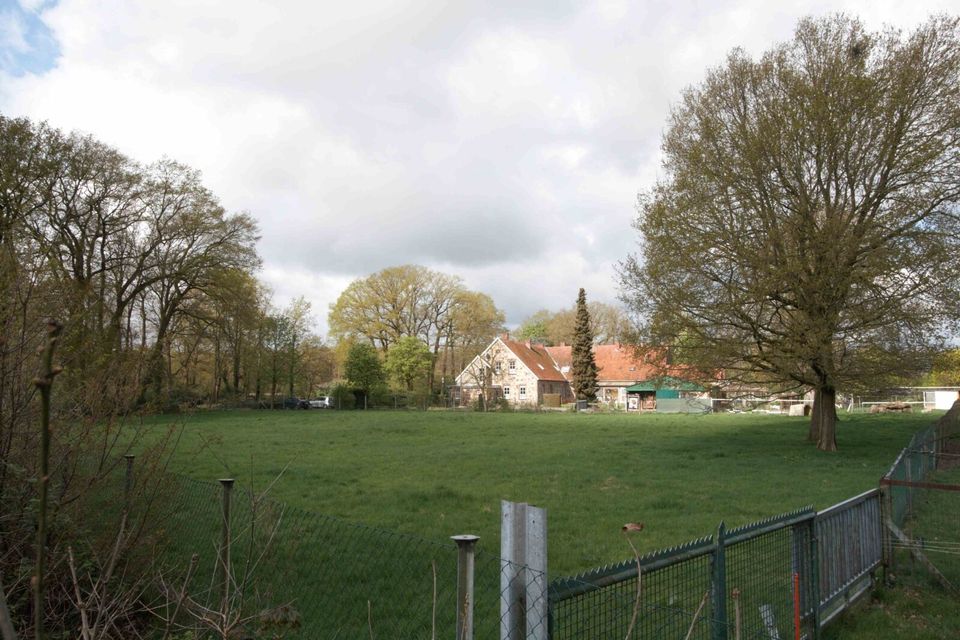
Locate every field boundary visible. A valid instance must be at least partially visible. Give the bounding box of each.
[545,408,960,640]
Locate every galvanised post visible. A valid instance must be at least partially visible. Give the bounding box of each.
[711,522,728,640]
[219,478,235,620]
[452,534,480,640]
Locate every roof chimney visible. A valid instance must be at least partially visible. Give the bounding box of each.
[525,340,532,349]
[501,332,510,341]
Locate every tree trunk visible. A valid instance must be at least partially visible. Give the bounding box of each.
[808,388,821,442]
[816,386,838,452]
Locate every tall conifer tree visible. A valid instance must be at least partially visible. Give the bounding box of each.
[572,288,598,401]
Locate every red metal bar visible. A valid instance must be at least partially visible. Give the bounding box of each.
[793,572,801,640]
[879,478,960,492]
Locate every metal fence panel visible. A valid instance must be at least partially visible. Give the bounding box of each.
[549,537,716,639]
[814,489,882,624]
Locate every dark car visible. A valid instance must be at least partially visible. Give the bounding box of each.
[282,397,309,409]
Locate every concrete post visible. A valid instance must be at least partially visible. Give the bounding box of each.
[500,500,548,640]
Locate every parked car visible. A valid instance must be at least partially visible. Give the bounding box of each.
[282,397,309,409]
[308,396,334,409]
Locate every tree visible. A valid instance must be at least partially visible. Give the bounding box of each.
[343,342,385,409]
[440,291,505,387]
[517,310,553,344]
[572,288,599,401]
[620,16,960,451]
[517,302,631,346]
[928,349,960,386]
[329,265,505,391]
[384,336,433,391]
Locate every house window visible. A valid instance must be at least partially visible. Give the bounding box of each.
[495,361,502,374]
[508,359,516,374]
[503,386,510,397]
[519,386,527,399]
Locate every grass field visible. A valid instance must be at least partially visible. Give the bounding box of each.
[138,408,932,577]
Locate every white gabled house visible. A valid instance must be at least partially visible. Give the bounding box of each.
[452,335,573,407]
[452,334,714,411]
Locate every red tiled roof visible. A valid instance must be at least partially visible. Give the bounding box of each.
[545,344,662,383]
[499,338,568,382]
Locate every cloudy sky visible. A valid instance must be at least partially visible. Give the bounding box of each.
[0,0,955,335]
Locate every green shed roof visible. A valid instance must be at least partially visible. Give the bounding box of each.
[625,377,705,392]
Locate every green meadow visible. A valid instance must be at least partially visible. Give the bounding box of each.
[138,409,929,577]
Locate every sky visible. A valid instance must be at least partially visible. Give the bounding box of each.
[0,0,956,337]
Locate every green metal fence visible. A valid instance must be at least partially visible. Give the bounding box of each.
[549,508,818,639]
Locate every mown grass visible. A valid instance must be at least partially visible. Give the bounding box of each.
[137,409,930,577]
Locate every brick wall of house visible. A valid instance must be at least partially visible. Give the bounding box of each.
[486,342,543,406]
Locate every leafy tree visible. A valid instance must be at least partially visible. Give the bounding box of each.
[298,336,335,398]
[518,303,631,346]
[384,336,434,391]
[439,290,505,386]
[328,265,452,351]
[620,16,960,451]
[928,349,960,387]
[344,342,385,409]
[572,288,599,401]
[517,310,552,344]
[329,265,505,391]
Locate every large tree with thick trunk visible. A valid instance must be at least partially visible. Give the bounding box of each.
[620,15,960,451]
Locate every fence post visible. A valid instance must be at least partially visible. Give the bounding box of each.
[879,481,895,575]
[452,534,480,640]
[219,478,235,621]
[809,525,821,640]
[904,458,913,518]
[500,500,548,640]
[711,522,728,640]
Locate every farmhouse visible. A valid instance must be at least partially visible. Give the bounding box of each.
[452,335,712,411]
[453,336,573,408]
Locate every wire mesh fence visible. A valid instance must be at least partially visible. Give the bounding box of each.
[97,470,544,640]
[549,509,817,640]
[80,458,551,639]
[549,536,715,639]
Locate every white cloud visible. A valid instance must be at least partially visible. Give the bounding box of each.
[1,0,955,334]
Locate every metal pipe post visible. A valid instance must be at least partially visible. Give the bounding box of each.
[452,534,480,640]
[711,522,728,640]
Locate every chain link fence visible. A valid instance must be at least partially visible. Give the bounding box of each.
[135,473,546,639]
[80,460,547,639]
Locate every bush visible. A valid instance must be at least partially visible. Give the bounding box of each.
[330,383,356,410]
